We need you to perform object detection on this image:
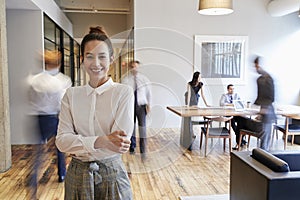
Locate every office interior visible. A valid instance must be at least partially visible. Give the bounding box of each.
[1,0,300,199]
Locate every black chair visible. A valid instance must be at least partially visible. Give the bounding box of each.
[272,117,300,150]
[191,117,209,141]
[237,129,264,150]
[200,116,232,156]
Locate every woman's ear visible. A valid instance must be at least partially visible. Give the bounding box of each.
[80,55,84,63]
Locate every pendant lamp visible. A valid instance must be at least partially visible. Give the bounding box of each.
[198,0,233,15]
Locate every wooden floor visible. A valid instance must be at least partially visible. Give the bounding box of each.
[1,127,300,200]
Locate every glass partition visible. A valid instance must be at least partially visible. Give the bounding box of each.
[113,28,134,82]
[73,42,82,86]
[43,14,81,86]
[63,32,71,78]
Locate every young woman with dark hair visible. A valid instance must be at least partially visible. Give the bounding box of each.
[56,26,134,200]
[185,71,209,106]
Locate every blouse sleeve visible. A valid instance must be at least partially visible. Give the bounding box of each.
[55,88,93,155]
[111,86,134,139]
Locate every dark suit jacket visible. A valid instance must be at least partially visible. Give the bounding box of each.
[254,72,274,106]
[254,71,276,122]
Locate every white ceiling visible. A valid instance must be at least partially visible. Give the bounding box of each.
[267,0,299,17]
[6,0,131,14]
[5,0,39,10]
[5,0,131,40]
[54,0,131,14]
[6,0,298,17]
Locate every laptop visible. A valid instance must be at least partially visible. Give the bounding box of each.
[233,100,245,111]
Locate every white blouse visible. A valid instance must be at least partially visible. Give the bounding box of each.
[56,78,134,161]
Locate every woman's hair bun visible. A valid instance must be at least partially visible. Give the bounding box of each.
[89,26,107,35]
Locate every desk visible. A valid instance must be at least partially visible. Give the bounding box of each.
[167,106,259,117]
[167,105,300,150]
[275,104,300,116]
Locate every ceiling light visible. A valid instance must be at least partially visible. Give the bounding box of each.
[198,0,233,16]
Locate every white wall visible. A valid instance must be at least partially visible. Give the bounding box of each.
[7,1,74,144]
[134,0,300,128]
[7,10,44,144]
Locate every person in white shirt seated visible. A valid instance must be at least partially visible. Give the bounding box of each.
[219,84,246,149]
[219,84,241,107]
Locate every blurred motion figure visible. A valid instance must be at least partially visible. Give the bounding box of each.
[28,49,72,183]
[234,56,276,150]
[122,60,152,160]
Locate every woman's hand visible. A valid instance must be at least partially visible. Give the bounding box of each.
[94,131,131,153]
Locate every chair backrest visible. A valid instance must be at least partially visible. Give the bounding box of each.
[292,118,300,125]
[206,116,233,122]
[203,116,232,129]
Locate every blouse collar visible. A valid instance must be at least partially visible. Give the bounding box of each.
[85,78,114,96]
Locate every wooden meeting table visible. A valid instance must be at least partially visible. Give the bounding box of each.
[167,105,300,150]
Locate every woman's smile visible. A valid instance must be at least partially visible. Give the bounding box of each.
[82,40,112,87]
[91,67,104,73]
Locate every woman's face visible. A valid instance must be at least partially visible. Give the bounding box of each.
[82,40,112,84]
[197,74,201,82]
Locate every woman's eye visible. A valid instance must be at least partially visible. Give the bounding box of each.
[99,56,108,60]
[86,55,94,60]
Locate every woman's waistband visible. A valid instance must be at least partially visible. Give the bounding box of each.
[71,155,121,167]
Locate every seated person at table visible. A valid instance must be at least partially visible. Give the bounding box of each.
[219,84,240,107]
[233,116,263,150]
[219,84,246,146]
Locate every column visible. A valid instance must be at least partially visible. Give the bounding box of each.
[0,0,12,172]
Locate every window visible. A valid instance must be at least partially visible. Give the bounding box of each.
[43,14,81,86]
